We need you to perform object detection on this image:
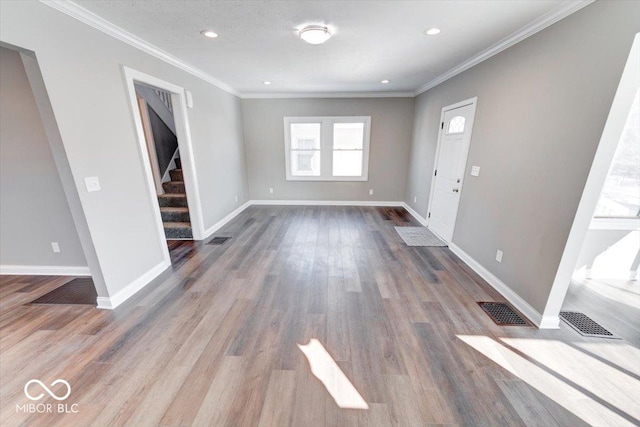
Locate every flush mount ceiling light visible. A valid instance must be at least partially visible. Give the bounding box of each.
[381,79,390,84]
[299,25,331,45]
[263,81,272,85]
[423,28,441,36]
[200,30,218,38]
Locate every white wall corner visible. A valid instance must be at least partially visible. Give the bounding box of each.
[448,243,545,328]
[539,315,560,329]
[0,265,91,276]
[96,259,170,309]
[542,33,640,323]
[203,201,252,239]
[95,296,114,309]
[401,202,429,227]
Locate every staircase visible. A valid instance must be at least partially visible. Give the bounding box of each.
[157,158,192,239]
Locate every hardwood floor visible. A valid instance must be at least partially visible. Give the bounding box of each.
[1,206,638,427]
[563,277,640,347]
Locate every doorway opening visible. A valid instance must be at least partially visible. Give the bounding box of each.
[426,97,478,243]
[0,43,105,304]
[135,82,191,240]
[123,67,204,259]
[543,34,639,333]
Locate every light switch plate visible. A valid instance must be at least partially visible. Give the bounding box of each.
[496,250,503,263]
[185,90,193,108]
[471,166,481,177]
[84,176,101,192]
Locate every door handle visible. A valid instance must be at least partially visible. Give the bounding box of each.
[452,188,459,193]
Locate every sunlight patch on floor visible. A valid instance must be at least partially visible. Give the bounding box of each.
[298,339,369,410]
[457,335,640,427]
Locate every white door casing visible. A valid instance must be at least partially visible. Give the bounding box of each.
[427,97,478,243]
[123,66,205,243]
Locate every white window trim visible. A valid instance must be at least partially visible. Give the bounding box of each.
[589,217,640,230]
[284,116,371,181]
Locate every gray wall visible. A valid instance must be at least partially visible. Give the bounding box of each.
[0,1,249,298]
[242,97,414,201]
[0,47,87,268]
[405,0,640,313]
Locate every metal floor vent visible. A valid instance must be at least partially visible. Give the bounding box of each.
[560,311,619,339]
[207,236,231,245]
[478,302,528,326]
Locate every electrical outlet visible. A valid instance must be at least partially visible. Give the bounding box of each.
[84,176,101,192]
[369,189,374,195]
[496,250,503,263]
[471,166,481,177]
[52,242,61,253]
[269,187,274,194]
[414,196,417,203]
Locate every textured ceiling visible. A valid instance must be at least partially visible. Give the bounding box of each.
[75,0,571,94]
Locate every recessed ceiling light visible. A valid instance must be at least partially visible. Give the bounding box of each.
[381,79,390,84]
[424,28,441,36]
[200,30,218,38]
[263,81,272,85]
[299,25,331,45]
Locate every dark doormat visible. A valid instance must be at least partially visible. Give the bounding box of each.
[30,277,97,306]
[478,302,530,326]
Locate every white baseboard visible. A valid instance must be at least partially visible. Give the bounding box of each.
[539,315,560,329]
[203,201,252,239]
[448,243,549,329]
[96,259,170,309]
[250,199,404,207]
[401,202,429,227]
[0,265,90,276]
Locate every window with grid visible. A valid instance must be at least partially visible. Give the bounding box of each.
[284,116,371,181]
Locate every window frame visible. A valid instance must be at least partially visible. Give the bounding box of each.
[284,116,371,182]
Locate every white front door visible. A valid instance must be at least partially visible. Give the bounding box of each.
[428,99,477,242]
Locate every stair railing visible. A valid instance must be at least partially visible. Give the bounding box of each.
[153,89,173,114]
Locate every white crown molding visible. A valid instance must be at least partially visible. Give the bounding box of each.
[414,0,595,96]
[40,0,592,99]
[240,91,415,99]
[0,265,91,276]
[39,0,239,97]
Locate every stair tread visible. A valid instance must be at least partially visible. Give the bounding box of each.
[159,206,189,212]
[163,222,191,228]
[166,180,184,184]
[158,193,186,198]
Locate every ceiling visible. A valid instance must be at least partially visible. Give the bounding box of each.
[74,0,582,95]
